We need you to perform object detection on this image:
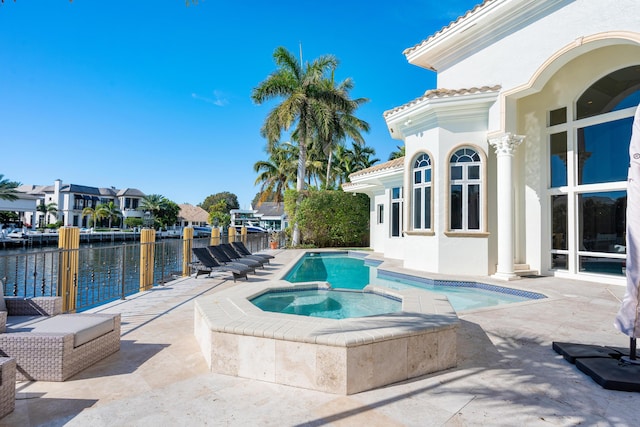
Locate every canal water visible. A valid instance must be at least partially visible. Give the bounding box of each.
[0,238,196,311]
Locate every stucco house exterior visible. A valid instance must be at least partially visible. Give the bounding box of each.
[344,0,639,286]
[17,179,146,228]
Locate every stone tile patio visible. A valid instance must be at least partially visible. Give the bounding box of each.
[2,249,639,426]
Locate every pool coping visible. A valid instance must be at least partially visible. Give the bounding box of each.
[194,280,459,347]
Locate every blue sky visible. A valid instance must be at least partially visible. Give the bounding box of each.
[0,0,480,208]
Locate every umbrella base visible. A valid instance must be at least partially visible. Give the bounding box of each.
[553,341,640,392]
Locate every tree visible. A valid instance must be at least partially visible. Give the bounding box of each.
[334,143,380,185]
[155,200,180,229]
[36,202,58,227]
[208,200,231,227]
[96,201,122,229]
[388,145,405,160]
[252,46,354,245]
[253,141,297,206]
[81,206,99,228]
[314,76,370,189]
[199,192,239,214]
[0,174,20,201]
[139,194,168,219]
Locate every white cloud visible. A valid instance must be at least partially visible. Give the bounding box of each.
[191,90,229,107]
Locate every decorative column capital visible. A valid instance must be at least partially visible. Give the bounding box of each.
[489,132,525,155]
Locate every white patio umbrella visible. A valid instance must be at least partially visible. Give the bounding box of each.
[615,104,640,362]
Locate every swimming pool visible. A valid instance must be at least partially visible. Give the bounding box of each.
[251,288,402,319]
[284,252,546,311]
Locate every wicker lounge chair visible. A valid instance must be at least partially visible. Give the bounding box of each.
[220,243,268,266]
[0,295,121,382]
[191,247,250,281]
[207,245,262,270]
[230,241,275,261]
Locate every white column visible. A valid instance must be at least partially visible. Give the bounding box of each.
[489,133,524,281]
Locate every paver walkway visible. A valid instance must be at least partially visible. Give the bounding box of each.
[2,249,638,426]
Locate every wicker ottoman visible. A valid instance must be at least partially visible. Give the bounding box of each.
[0,357,16,418]
[0,313,121,381]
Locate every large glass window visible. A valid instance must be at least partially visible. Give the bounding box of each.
[412,153,432,230]
[578,191,626,254]
[546,65,639,277]
[391,187,403,237]
[450,148,482,231]
[550,132,567,187]
[577,117,632,185]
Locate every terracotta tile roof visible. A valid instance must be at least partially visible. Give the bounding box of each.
[348,156,405,179]
[403,0,493,56]
[383,85,502,118]
[178,203,209,223]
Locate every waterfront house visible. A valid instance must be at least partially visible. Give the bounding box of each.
[17,179,146,228]
[177,204,210,228]
[343,0,639,286]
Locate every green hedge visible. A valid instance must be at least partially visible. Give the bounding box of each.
[285,189,369,248]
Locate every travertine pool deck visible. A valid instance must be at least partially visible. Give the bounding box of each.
[194,281,458,394]
[3,248,640,426]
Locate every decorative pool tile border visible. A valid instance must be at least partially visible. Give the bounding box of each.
[377,270,546,300]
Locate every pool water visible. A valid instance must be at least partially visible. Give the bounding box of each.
[251,289,402,319]
[284,252,546,311]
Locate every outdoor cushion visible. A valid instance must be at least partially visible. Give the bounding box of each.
[15,314,116,347]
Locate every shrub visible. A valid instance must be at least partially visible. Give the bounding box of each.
[285,190,369,248]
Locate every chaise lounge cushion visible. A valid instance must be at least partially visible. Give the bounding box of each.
[7,314,116,347]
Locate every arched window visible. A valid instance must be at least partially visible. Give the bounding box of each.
[449,148,481,231]
[412,153,432,230]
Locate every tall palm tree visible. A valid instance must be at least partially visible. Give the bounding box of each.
[253,141,297,205]
[315,76,370,189]
[388,145,406,160]
[81,206,99,228]
[139,194,169,223]
[334,143,380,185]
[96,201,122,229]
[0,174,20,201]
[36,202,58,227]
[252,46,353,245]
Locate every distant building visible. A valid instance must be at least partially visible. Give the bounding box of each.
[177,204,209,228]
[16,179,146,228]
[230,203,287,231]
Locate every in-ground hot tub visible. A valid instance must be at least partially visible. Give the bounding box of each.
[194,281,459,395]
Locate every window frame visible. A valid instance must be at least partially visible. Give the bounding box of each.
[390,187,403,238]
[444,145,488,236]
[411,152,434,232]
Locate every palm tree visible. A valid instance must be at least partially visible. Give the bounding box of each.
[315,76,370,189]
[334,143,380,185]
[36,202,58,227]
[96,201,122,229]
[139,194,169,226]
[253,141,297,205]
[81,206,99,228]
[0,174,20,201]
[252,46,353,245]
[388,145,405,160]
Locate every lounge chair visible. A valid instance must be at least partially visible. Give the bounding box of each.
[191,247,250,281]
[220,243,268,267]
[0,294,121,382]
[207,246,262,270]
[231,241,275,261]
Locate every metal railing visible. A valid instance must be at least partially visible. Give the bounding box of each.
[0,232,270,312]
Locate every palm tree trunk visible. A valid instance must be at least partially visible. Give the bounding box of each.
[325,150,333,189]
